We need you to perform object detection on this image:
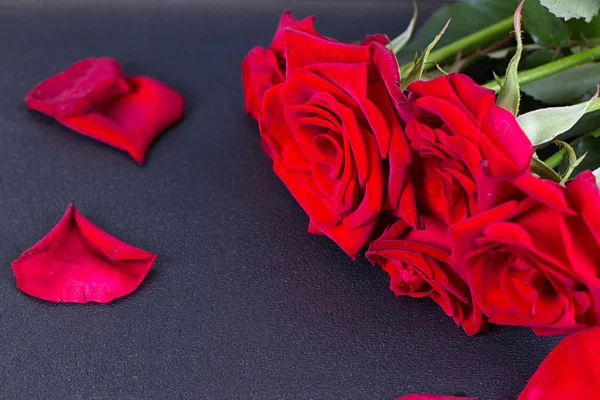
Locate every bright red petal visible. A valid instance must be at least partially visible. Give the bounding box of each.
[283,29,371,80]
[396,395,476,400]
[307,221,324,236]
[58,76,184,164]
[25,57,130,118]
[270,11,321,55]
[26,59,185,164]
[12,204,156,304]
[241,46,284,120]
[518,327,600,400]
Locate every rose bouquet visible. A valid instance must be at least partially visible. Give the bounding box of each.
[242,0,600,397]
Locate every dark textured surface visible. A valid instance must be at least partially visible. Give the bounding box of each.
[0,1,558,399]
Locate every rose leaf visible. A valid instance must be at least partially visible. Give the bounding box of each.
[517,90,599,145]
[521,63,600,105]
[540,0,600,23]
[522,0,570,45]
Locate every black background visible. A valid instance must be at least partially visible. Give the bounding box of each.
[0,1,560,399]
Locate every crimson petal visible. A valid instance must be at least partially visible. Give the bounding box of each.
[396,395,476,400]
[26,58,185,164]
[25,57,130,119]
[12,204,156,304]
[518,327,600,400]
[60,76,185,164]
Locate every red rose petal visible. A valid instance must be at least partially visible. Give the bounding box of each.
[359,34,390,46]
[25,57,130,119]
[307,221,324,236]
[479,105,532,177]
[567,170,600,244]
[396,395,476,400]
[26,59,185,164]
[242,11,329,121]
[12,204,156,304]
[518,327,600,400]
[242,47,284,120]
[60,76,185,164]
[368,216,486,335]
[270,10,322,56]
[283,29,372,81]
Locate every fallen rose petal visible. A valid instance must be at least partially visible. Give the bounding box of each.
[60,76,185,164]
[12,204,156,304]
[25,57,130,119]
[396,395,476,400]
[518,327,600,400]
[26,58,185,164]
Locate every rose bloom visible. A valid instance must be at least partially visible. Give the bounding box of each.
[452,170,600,335]
[400,73,532,225]
[259,28,416,258]
[241,11,324,120]
[367,216,485,335]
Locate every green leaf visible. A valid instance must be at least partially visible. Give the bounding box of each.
[560,109,600,140]
[540,0,600,23]
[569,13,600,39]
[400,19,450,90]
[397,0,519,63]
[531,156,562,182]
[521,63,600,104]
[517,91,599,145]
[389,0,418,54]
[523,0,570,45]
[594,167,600,186]
[496,1,525,116]
[573,135,600,175]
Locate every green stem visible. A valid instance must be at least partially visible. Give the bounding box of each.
[544,128,600,168]
[483,45,600,92]
[399,16,513,76]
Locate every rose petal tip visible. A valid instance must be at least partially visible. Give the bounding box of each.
[12,204,155,304]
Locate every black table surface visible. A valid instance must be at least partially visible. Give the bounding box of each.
[0,1,560,399]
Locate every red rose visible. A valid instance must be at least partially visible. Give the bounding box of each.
[451,170,600,335]
[367,216,485,335]
[401,74,532,225]
[259,29,416,258]
[241,11,324,120]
